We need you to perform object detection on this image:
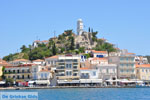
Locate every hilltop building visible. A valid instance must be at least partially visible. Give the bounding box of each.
[77,19,84,35]
[75,19,97,49]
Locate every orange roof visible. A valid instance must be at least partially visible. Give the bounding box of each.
[33,59,44,62]
[80,67,90,70]
[42,40,49,43]
[92,57,108,61]
[46,56,58,59]
[0,59,11,66]
[127,53,135,55]
[5,64,34,68]
[92,50,107,54]
[13,59,29,62]
[136,64,150,68]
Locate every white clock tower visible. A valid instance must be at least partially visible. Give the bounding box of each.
[77,19,84,35]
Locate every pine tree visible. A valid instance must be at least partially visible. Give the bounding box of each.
[52,43,56,55]
[88,27,91,32]
[70,37,75,50]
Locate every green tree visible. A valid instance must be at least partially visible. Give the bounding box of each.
[94,43,116,53]
[79,47,85,53]
[92,31,98,41]
[20,45,30,53]
[52,43,57,55]
[6,78,14,86]
[70,36,75,50]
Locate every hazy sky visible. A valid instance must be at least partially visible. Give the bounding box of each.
[0,0,150,58]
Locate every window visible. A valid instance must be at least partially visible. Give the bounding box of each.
[27,75,30,79]
[146,69,148,73]
[13,70,15,73]
[34,68,37,72]
[66,71,72,76]
[126,58,128,61]
[113,69,115,73]
[66,64,72,69]
[27,69,30,73]
[92,71,96,76]
[142,69,144,72]
[22,70,24,73]
[22,75,24,79]
[120,69,123,72]
[45,73,47,78]
[34,74,37,80]
[131,64,134,67]
[73,73,77,76]
[17,70,19,73]
[120,57,123,61]
[41,73,43,78]
[106,69,109,74]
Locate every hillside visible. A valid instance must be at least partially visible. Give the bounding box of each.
[3,30,116,61]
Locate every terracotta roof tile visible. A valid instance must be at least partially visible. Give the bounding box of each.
[136,64,150,68]
[92,50,107,54]
[80,67,90,70]
[46,56,58,59]
[92,57,108,61]
[13,59,29,62]
[33,59,44,62]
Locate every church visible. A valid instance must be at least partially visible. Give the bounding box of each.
[75,19,97,49]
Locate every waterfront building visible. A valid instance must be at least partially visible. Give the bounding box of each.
[79,67,102,86]
[135,56,149,65]
[45,56,58,71]
[32,59,45,65]
[9,59,31,66]
[91,50,108,58]
[4,64,32,82]
[136,64,150,80]
[0,59,11,66]
[88,57,108,65]
[95,64,117,81]
[80,67,99,79]
[109,50,136,79]
[56,55,80,85]
[0,65,2,78]
[32,65,51,85]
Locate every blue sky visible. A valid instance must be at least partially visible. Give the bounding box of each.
[0,0,150,58]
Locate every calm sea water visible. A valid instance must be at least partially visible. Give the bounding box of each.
[0,88,150,100]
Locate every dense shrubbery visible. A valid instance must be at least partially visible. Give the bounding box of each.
[3,30,116,61]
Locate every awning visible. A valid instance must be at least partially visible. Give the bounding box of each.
[80,79,102,83]
[28,81,35,84]
[120,79,135,83]
[35,80,50,85]
[57,80,80,84]
[105,79,120,82]
[0,81,5,84]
